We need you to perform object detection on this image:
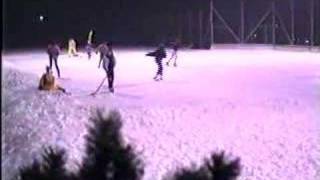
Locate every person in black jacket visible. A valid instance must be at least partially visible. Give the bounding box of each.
[92,42,116,94]
[146,44,167,81]
[47,42,61,78]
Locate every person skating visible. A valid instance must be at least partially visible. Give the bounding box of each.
[85,29,94,60]
[38,66,70,95]
[166,39,180,67]
[85,42,94,60]
[47,42,61,78]
[68,38,78,57]
[146,44,167,81]
[92,42,116,95]
[87,29,94,44]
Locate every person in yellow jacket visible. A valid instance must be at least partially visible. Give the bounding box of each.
[88,29,94,44]
[86,30,94,59]
[38,66,70,94]
[68,38,78,57]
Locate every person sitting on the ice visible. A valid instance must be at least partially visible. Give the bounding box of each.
[96,42,109,68]
[38,66,69,94]
[47,41,61,78]
[166,38,180,67]
[146,43,167,81]
[68,38,78,57]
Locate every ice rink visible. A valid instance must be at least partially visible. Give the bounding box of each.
[2,46,320,180]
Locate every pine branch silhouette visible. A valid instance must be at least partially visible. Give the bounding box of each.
[170,166,210,180]
[79,109,144,180]
[18,161,44,180]
[41,147,70,180]
[205,151,241,180]
[170,151,241,180]
[16,146,70,180]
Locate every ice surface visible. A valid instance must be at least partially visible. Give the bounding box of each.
[2,47,320,180]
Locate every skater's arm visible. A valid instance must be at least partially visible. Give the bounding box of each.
[98,57,104,68]
[57,46,61,55]
[146,51,156,57]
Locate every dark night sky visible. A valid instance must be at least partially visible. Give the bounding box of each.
[3,0,320,49]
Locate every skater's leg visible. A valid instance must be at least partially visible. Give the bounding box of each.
[166,53,174,66]
[159,62,163,79]
[166,57,171,66]
[71,47,76,56]
[173,51,178,67]
[167,50,176,65]
[155,61,163,80]
[107,69,114,92]
[54,56,61,78]
[154,63,160,79]
[57,86,66,93]
[49,56,53,69]
[68,47,72,57]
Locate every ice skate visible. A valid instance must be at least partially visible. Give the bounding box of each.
[109,87,114,93]
[154,75,163,81]
[153,75,159,80]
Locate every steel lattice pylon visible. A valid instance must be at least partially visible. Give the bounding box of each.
[179,0,320,49]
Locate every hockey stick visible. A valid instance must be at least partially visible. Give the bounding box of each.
[91,76,108,96]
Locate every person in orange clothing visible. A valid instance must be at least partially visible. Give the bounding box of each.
[38,66,70,94]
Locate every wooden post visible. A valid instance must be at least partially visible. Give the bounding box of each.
[310,0,315,48]
[290,0,295,45]
[210,0,214,46]
[199,9,203,48]
[272,0,276,46]
[264,25,268,43]
[188,11,193,45]
[240,0,245,43]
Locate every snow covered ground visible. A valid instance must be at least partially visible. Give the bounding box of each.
[2,46,320,180]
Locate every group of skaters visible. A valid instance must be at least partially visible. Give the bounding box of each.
[39,30,180,96]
